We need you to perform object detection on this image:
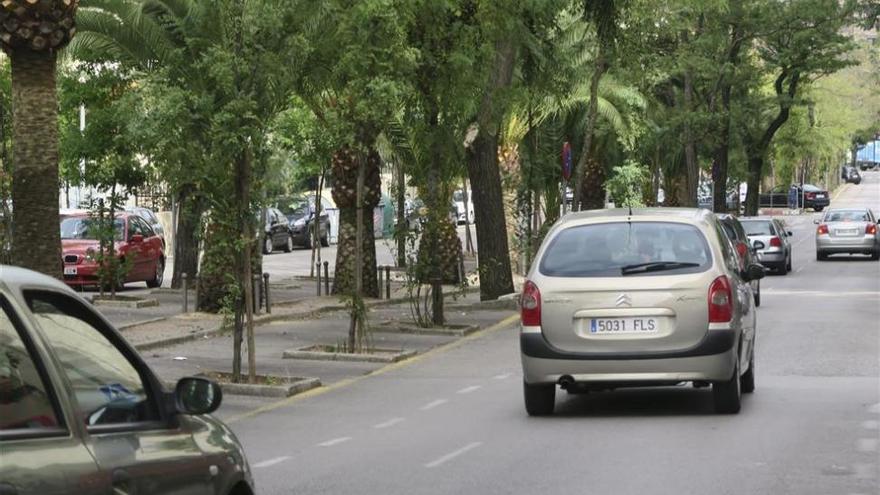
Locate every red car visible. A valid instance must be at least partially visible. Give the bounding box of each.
[60,212,165,289]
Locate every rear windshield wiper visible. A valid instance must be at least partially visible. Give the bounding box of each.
[620,261,700,275]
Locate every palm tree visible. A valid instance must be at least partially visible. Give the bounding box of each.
[1,1,79,277]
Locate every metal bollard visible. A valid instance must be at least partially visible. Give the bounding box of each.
[182,273,189,313]
[385,266,391,299]
[263,273,271,314]
[194,274,200,311]
[378,265,384,299]
[251,275,260,314]
[253,275,261,315]
[316,263,323,296]
[323,262,330,295]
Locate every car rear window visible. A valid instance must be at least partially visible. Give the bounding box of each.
[824,210,869,222]
[740,220,775,236]
[538,222,713,277]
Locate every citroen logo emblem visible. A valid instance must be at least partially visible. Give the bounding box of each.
[615,293,632,307]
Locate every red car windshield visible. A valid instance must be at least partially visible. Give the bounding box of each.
[60,217,124,241]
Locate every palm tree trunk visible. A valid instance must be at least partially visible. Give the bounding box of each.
[572,50,608,211]
[10,50,61,278]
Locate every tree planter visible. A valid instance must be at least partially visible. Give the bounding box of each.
[198,371,320,398]
[371,321,479,337]
[283,345,417,363]
[92,295,159,309]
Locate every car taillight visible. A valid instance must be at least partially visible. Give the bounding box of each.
[520,281,542,327]
[817,224,829,235]
[769,236,782,247]
[867,224,877,235]
[708,276,733,323]
[735,242,747,269]
[806,192,816,199]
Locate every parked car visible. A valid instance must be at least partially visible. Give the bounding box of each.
[520,208,763,415]
[739,217,793,274]
[283,199,330,249]
[759,184,830,211]
[843,166,862,185]
[0,265,254,495]
[124,206,166,247]
[260,207,293,254]
[394,197,426,233]
[453,188,475,224]
[60,213,165,289]
[815,208,880,261]
[718,214,762,306]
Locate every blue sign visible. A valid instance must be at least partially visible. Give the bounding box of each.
[561,142,572,181]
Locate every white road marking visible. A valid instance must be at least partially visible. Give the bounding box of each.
[493,373,512,380]
[457,385,482,394]
[424,442,483,468]
[421,399,448,410]
[795,265,807,273]
[373,417,405,429]
[252,456,290,468]
[857,438,879,452]
[318,437,352,447]
[862,420,879,430]
[869,403,880,414]
[762,290,879,298]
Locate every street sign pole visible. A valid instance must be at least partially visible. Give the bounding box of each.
[561,142,572,216]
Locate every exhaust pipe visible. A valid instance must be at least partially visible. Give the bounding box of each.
[558,375,575,389]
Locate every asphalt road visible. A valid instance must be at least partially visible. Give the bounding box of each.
[228,173,880,495]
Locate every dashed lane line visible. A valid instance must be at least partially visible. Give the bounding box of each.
[317,436,352,447]
[373,417,405,429]
[493,373,512,380]
[420,399,448,411]
[457,385,482,394]
[424,442,483,468]
[252,456,290,468]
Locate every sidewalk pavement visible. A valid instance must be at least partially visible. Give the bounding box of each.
[112,284,517,420]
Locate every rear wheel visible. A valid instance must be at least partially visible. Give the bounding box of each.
[786,255,792,273]
[283,234,293,253]
[872,250,880,261]
[146,258,164,288]
[523,382,555,416]
[814,206,824,212]
[712,358,742,414]
[263,236,273,255]
[816,251,827,261]
[754,281,761,307]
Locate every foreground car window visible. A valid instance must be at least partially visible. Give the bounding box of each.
[539,222,712,277]
[0,301,61,432]
[25,292,158,427]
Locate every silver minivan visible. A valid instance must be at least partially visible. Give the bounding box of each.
[520,209,765,415]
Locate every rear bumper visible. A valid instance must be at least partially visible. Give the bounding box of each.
[520,330,737,385]
[756,250,785,264]
[807,198,830,208]
[816,236,877,253]
[62,264,101,286]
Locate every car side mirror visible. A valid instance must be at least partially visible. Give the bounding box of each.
[813,219,820,225]
[130,234,144,243]
[745,263,766,281]
[752,240,765,250]
[175,377,222,415]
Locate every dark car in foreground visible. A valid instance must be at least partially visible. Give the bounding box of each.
[0,265,254,495]
[60,213,165,289]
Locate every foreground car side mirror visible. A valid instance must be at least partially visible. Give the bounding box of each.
[745,263,766,281]
[813,219,820,225]
[175,377,222,415]
[752,240,765,250]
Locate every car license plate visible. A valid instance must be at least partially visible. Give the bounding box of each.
[837,229,858,236]
[590,317,658,334]
[816,194,825,198]
[63,266,77,275]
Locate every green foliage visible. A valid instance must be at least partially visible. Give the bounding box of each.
[606,160,648,208]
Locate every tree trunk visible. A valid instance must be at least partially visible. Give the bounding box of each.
[465,38,516,301]
[572,50,608,211]
[712,83,732,213]
[332,148,379,298]
[348,158,366,352]
[10,50,61,278]
[462,176,474,256]
[172,184,202,289]
[745,155,762,216]
[683,68,698,207]
[395,158,407,267]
